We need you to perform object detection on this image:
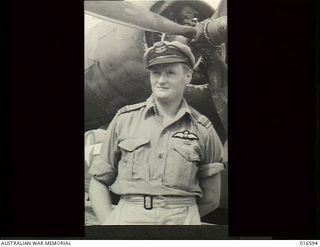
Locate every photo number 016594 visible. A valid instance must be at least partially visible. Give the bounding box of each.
[84,0,228,228]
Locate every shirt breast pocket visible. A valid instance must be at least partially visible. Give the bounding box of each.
[118,137,150,180]
[164,142,201,191]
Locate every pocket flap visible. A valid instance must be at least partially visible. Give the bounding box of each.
[118,138,150,152]
[172,144,200,162]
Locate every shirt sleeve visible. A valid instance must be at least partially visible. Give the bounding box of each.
[198,126,225,179]
[88,115,121,186]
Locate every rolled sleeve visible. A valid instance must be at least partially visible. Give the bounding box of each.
[199,126,224,179]
[88,156,117,185]
[88,116,120,186]
[198,162,225,179]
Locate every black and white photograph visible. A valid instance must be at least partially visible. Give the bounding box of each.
[84,0,228,227]
[2,0,318,241]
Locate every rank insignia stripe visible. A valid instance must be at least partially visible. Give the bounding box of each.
[172,130,199,140]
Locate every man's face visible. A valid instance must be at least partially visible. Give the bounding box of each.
[149,63,192,103]
[178,5,199,24]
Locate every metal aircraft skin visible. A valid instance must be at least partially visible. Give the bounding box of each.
[84,0,228,225]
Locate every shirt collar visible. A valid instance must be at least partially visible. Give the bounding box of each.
[145,95,156,117]
[144,95,191,119]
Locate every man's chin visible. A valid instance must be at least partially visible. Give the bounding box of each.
[154,92,170,100]
[153,95,172,103]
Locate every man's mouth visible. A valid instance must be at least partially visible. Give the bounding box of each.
[156,86,169,90]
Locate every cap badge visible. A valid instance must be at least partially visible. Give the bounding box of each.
[153,42,168,54]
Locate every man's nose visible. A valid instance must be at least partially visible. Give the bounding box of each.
[157,73,167,84]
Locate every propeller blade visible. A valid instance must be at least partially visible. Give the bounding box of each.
[206,0,228,137]
[204,0,227,45]
[84,1,197,37]
[212,0,227,19]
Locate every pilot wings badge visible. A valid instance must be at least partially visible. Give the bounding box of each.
[172,130,199,140]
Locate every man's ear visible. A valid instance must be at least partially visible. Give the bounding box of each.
[185,70,193,84]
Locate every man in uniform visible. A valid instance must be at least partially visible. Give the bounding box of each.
[88,40,225,225]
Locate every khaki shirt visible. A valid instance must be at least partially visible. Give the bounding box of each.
[89,96,224,197]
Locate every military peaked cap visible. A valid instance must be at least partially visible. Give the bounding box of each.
[143,41,196,69]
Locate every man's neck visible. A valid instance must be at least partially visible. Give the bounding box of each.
[154,97,183,122]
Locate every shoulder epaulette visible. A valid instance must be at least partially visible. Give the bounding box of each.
[190,107,213,129]
[117,102,146,115]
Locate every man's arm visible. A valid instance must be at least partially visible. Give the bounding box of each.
[87,116,120,224]
[89,177,113,224]
[197,173,221,217]
[197,124,224,217]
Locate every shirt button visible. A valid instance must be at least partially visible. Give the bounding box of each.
[158,153,163,159]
